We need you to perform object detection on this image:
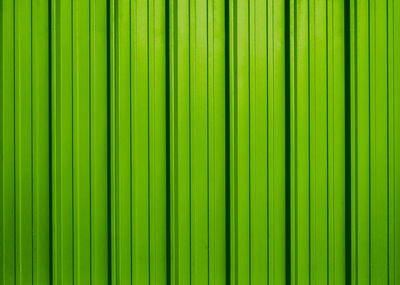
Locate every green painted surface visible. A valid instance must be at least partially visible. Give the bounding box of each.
[1,0,400,284]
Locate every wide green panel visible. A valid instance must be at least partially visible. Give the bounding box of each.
[290,0,346,284]
[1,0,400,284]
[350,0,400,284]
[229,0,286,284]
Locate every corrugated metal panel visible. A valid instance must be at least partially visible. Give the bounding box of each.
[1,0,399,284]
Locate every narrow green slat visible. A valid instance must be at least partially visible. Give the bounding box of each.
[1,0,16,283]
[52,0,74,282]
[394,0,400,283]
[268,0,286,283]
[232,0,250,283]
[350,0,356,283]
[388,1,394,284]
[290,0,310,283]
[15,0,33,283]
[369,0,378,281]
[90,0,109,283]
[370,0,389,283]
[330,0,346,283]
[170,0,191,282]
[310,0,328,282]
[229,0,237,282]
[249,0,268,281]
[352,0,371,282]
[207,0,226,282]
[327,6,334,283]
[72,0,91,283]
[116,0,132,283]
[51,0,58,283]
[169,0,177,282]
[177,0,190,279]
[190,0,209,281]
[289,0,295,282]
[32,0,50,283]
[109,0,117,283]
[149,0,167,280]
[131,0,150,282]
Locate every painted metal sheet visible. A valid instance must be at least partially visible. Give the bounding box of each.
[1,0,399,284]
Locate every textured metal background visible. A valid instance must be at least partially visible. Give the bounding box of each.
[1,0,400,284]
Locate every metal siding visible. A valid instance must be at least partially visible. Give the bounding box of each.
[1,0,399,284]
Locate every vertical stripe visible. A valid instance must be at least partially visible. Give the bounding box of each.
[90,0,109,283]
[15,0,33,283]
[1,0,16,283]
[32,0,51,283]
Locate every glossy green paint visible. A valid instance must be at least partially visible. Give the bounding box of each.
[1,0,400,284]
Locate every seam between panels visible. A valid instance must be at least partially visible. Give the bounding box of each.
[147,0,151,281]
[307,1,311,283]
[367,0,371,282]
[344,0,352,283]
[247,0,251,282]
[325,1,329,282]
[189,0,192,281]
[270,0,275,278]
[332,1,335,283]
[130,0,134,281]
[13,0,16,281]
[71,0,75,282]
[31,0,34,281]
[251,0,255,281]
[386,1,390,280]
[265,0,269,280]
[89,0,93,283]
[234,0,239,283]
[208,0,212,281]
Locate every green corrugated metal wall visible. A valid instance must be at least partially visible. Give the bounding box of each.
[1,0,399,284]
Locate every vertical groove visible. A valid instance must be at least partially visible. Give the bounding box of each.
[30,0,34,281]
[13,0,16,282]
[147,0,151,280]
[367,0,371,281]
[307,0,310,282]
[89,0,92,283]
[71,0,75,281]
[326,0,329,281]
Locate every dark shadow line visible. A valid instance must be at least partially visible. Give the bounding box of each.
[344,0,352,284]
